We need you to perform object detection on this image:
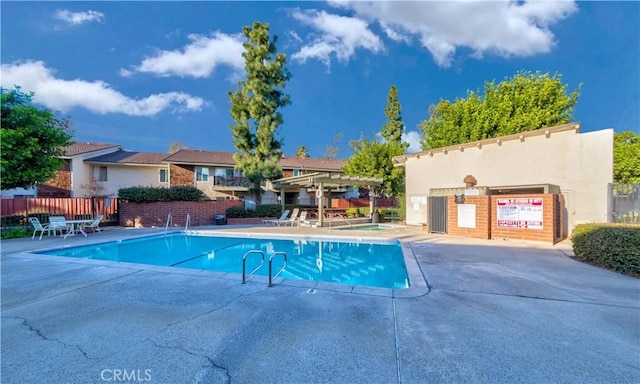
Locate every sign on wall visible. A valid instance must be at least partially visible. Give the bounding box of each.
[497,198,543,229]
[457,204,476,228]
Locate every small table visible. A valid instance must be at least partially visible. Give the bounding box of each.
[63,219,94,239]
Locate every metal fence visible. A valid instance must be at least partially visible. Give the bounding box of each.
[1,197,119,226]
[608,183,640,224]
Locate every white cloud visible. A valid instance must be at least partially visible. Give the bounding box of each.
[53,9,104,26]
[123,32,245,78]
[290,9,384,67]
[402,131,422,154]
[0,61,205,117]
[328,0,577,67]
[374,130,422,154]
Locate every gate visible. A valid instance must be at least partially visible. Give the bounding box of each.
[608,183,640,224]
[428,196,448,233]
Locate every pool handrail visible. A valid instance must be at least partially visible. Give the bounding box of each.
[165,213,172,234]
[242,250,265,284]
[268,251,287,287]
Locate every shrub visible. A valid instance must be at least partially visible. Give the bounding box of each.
[572,223,640,276]
[1,226,32,240]
[119,186,208,203]
[226,204,283,218]
[225,206,254,218]
[345,208,359,218]
[1,215,26,227]
[255,204,282,218]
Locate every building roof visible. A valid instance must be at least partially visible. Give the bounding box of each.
[163,149,346,171]
[162,149,236,165]
[85,150,168,165]
[393,122,581,166]
[64,142,120,157]
[279,156,346,171]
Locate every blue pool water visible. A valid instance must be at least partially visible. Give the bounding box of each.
[38,234,410,289]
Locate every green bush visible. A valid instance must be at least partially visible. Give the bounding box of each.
[1,215,26,226]
[572,223,640,276]
[255,204,282,218]
[119,186,208,203]
[1,226,32,240]
[226,204,283,218]
[345,208,359,218]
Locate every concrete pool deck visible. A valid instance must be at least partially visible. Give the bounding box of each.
[2,225,639,383]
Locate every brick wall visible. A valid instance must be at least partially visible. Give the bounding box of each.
[490,194,562,244]
[38,160,71,197]
[447,195,491,239]
[120,200,242,228]
[170,164,195,187]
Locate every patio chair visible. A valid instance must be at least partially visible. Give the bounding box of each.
[296,211,311,228]
[82,215,104,233]
[49,216,71,236]
[262,209,290,226]
[29,217,53,240]
[274,208,299,227]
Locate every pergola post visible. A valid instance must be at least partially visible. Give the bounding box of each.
[280,188,285,211]
[318,182,324,227]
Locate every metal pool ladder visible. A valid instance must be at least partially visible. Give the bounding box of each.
[241,250,287,287]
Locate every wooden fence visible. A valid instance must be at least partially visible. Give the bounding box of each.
[1,197,119,226]
[330,198,398,208]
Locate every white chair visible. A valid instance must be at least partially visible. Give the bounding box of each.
[296,211,311,227]
[262,210,290,226]
[82,215,104,233]
[29,217,53,240]
[49,216,70,236]
[274,208,299,227]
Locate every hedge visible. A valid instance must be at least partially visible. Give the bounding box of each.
[118,186,209,203]
[226,204,283,218]
[572,223,640,276]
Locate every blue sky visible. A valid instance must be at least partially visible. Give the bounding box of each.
[1,1,638,159]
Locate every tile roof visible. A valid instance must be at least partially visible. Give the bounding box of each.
[64,142,120,156]
[279,156,346,171]
[84,150,168,165]
[163,149,345,171]
[162,149,236,165]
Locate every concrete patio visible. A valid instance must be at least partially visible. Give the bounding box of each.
[2,225,639,383]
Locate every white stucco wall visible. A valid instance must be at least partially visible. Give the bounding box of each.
[402,127,614,234]
[75,165,168,197]
[70,148,122,197]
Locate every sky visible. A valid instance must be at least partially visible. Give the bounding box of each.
[1,1,639,159]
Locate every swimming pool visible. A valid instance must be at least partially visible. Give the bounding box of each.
[38,234,410,289]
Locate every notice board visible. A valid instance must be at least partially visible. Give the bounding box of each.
[496,198,543,229]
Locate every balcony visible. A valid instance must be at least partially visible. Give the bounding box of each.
[213,176,249,190]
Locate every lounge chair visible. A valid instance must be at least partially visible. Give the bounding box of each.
[82,215,103,233]
[262,210,290,226]
[274,208,299,227]
[296,211,311,227]
[29,217,54,240]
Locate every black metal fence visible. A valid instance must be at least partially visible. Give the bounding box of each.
[608,183,640,224]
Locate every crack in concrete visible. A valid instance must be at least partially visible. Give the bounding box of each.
[6,315,90,359]
[437,288,640,309]
[146,338,230,384]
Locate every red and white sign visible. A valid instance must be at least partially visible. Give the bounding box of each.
[496,198,543,229]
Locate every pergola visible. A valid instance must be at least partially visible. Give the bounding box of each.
[271,172,383,227]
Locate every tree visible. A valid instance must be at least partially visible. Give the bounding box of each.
[380,85,407,149]
[1,86,73,190]
[168,141,184,153]
[295,146,309,158]
[421,71,581,149]
[614,131,640,183]
[324,132,343,159]
[343,85,407,197]
[228,22,291,203]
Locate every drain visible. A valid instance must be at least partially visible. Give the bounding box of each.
[307,288,317,294]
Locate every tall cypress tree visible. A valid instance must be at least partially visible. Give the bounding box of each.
[228,22,291,203]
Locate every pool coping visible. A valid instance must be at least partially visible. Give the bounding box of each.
[14,229,430,299]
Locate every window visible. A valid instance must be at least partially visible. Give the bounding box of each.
[93,166,108,181]
[159,169,168,183]
[196,166,209,182]
[293,169,300,177]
